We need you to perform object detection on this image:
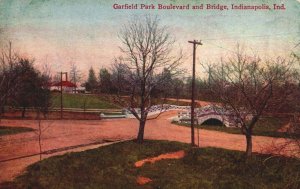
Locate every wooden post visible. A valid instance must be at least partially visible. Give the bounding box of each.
[188,40,202,146]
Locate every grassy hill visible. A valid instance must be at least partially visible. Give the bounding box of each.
[5,140,300,189]
[51,93,120,109]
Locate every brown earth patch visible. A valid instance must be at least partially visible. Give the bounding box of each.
[135,150,185,168]
[136,176,152,185]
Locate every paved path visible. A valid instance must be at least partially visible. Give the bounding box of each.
[0,111,297,183]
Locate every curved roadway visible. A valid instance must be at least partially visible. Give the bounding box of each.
[0,110,298,183]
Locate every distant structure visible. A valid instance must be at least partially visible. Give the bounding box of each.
[102,104,252,127]
[122,104,250,127]
[178,105,252,127]
[49,73,83,93]
[50,80,77,93]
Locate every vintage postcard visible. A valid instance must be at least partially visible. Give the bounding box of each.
[0,0,299,188]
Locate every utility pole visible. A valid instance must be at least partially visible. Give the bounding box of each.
[59,72,67,119]
[188,40,202,146]
[74,72,77,94]
[9,41,12,64]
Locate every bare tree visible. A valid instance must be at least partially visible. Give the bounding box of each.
[34,65,53,160]
[0,42,21,119]
[110,58,131,95]
[111,15,183,143]
[172,78,185,104]
[35,108,54,161]
[69,62,83,93]
[288,46,300,157]
[204,45,298,157]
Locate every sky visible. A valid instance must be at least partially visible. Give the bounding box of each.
[0,0,299,79]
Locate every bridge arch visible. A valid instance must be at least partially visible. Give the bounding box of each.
[201,118,224,126]
[198,114,230,127]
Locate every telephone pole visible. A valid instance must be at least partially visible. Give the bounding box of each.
[59,72,67,119]
[188,40,202,146]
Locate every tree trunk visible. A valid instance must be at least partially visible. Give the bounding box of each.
[1,105,4,114]
[0,105,3,122]
[137,120,146,143]
[245,133,252,157]
[22,107,26,118]
[38,119,42,161]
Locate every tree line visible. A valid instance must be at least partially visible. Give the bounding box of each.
[83,65,219,102]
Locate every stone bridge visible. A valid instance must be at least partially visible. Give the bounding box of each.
[123,104,248,127]
[177,105,242,127]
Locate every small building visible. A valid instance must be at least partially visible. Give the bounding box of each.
[50,81,77,93]
[73,86,86,93]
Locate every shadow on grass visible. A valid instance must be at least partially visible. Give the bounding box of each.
[2,140,299,189]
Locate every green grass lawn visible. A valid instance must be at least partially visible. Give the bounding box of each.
[173,117,300,139]
[4,140,300,189]
[51,93,192,110]
[51,93,120,109]
[0,126,35,136]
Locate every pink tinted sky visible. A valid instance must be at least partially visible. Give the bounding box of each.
[0,0,299,80]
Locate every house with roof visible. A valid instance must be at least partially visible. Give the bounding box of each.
[50,80,77,93]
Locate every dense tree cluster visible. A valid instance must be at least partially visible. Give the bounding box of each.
[0,43,51,118]
[84,67,114,94]
[85,67,98,92]
[11,59,51,118]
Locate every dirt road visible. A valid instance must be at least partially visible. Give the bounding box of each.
[0,111,297,183]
